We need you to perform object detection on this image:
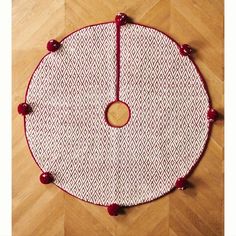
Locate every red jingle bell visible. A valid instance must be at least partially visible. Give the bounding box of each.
[17,103,32,115]
[175,177,187,190]
[115,13,128,26]
[47,39,61,52]
[179,44,193,56]
[107,203,121,216]
[207,108,218,122]
[39,172,54,184]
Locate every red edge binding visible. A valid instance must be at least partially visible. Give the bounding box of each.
[104,14,131,128]
[23,16,214,207]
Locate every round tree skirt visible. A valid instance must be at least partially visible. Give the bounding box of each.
[21,14,217,207]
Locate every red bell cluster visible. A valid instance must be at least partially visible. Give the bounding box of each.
[115,13,128,26]
[175,177,187,190]
[47,39,61,52]
[207,108,218,122]
[107,203,121,216]
[39,172,54,184]
[179,44,193,56]
[17,103,32,115]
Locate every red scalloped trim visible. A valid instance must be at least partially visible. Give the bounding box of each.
[22,18,214,208]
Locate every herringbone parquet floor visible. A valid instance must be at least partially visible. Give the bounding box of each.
[12,0,224,235]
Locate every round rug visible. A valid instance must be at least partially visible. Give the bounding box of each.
[22,14,213,206]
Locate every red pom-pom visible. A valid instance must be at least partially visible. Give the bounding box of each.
[207,108,218,122]
[17,103,32,115]
[175,177,187,190]
[47,39,61,52]
[179,44,193,56]
[107,203,121,216]
[115,13,128,26]
[39,172,54,184]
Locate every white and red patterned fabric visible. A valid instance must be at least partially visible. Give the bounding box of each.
[23,19,212,206]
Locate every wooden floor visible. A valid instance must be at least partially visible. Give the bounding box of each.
[12,0,224,235]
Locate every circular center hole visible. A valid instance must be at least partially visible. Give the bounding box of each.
[105,101,130,128]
